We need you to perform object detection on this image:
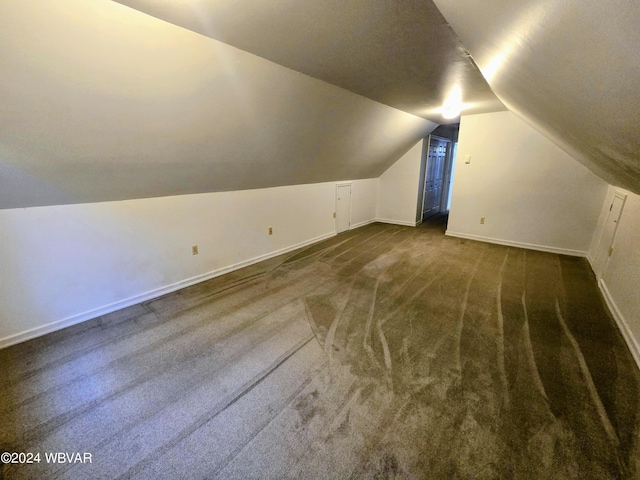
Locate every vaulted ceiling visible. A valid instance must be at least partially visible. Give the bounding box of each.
[1,0,638,209]
[113,0,505,121]
[0,0,501,209]
[114,0,640,195]
[433,0,640,194]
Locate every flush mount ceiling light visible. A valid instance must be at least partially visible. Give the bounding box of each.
[441,86,462,119]
[441,101,461,119]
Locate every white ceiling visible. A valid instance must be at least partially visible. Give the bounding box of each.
[116,0,640,194]
[2,0,638,209]
[114,0,506,123]
[433,0,640,193]
[0,0,437,209]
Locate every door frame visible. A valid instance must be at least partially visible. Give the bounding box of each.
[420,135,452,222]
[440,140,457,213]
[415,136,430,225]
[335,182,352,233]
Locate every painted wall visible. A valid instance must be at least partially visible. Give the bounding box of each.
[0,179,377,347]
[447,111,608,255]
[590,186,640,365]
[0,0,436,209]
[351,179,379,228]
[377,140,425,226]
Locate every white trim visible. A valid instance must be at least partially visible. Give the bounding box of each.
[375,218,419,227]
[350,218,376,229]
[444,231,587,257]
[599,279,640,371]
[0,231,336,349]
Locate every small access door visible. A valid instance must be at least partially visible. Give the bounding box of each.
[336,184,352,233]
[593,192,626,279]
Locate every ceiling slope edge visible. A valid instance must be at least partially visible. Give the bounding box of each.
[113,0,506,123]
[433,0,640,195]
[0,0,436,209]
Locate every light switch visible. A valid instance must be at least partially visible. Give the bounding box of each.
[465,155,471,164]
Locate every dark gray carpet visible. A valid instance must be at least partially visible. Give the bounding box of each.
[1,220,639,479]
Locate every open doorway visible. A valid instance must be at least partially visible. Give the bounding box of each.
[416,124,459,226]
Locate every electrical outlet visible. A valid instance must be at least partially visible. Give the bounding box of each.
[480,217,485,224]
[192,245,199,255]
[268,227,273,235]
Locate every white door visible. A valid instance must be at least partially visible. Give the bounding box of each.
[593,192,626,279]
[336,184,352,233]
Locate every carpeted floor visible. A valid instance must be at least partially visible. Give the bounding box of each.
[1,220,639,479]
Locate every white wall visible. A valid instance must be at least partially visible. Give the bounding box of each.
[590,186,640,366]
[377,140,425,226]
[0,179,377,347]
[447,111,608,255]
[351,179,379,228]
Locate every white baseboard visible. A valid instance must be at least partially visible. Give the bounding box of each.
[598,279,640,371]
[375,218,419,227]
[350,218,377,229]
[0,231,337,349]
[444,231,587,257]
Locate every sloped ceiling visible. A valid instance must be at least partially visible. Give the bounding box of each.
[3,1,637,210]
[0,0,505,209]
[113,0,505,121]
[433,0,640,194]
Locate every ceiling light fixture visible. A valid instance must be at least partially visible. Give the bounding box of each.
[441,101,461,119]
[441,86,463,119]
